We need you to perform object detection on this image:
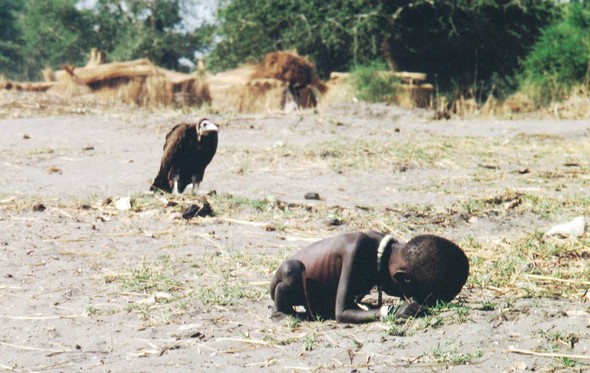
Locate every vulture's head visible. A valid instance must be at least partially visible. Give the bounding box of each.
[198,118,219,140]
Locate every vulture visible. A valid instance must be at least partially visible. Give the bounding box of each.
[151,118,218,194]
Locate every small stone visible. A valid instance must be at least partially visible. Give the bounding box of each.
[172,323,204,339]
[182,200,214,219]
[304,192,320,200]
[115,197,131,210]
[324,216,342,227]
[32,203,46,212]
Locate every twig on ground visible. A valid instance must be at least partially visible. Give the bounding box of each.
[215,337,282,349]
[2,314,82,320]
[0,341,65,353]
[0,363,20,372]
[507,346,590,360]
[521,273,590,286]
[322,331,339,347]
[50,208,74,218]
[216,217,269,227]
[195,232,228,253]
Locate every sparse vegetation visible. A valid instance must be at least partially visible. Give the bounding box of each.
[430,343,483,365]
[350,62,401,103]
[424,301,472,325]
[1,97,590,370]
[115,255,183,293]
[467,232,590,299]
[303,334,319,351]
[521,2,590,103]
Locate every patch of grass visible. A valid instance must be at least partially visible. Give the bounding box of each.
[98,255,194,320]
[462,199,484,216]
[209,193,326,228]
[104,255,183,294]
[383,321,406,337]
[414,314,443,330]
[85,306,120,318]
[0,147,88,162]
[468,233,590,298]
[478,301,497,311]
[191,251,277,308]
[86,305,98,316]
[223,136,491,175]
[231,250,284,277]
[303,333,318,351]
[535,329,579,350]
[555,357,580,369]
[285,316,301,330]
[430,343,483,365]
[304,140,453,173]
[426,301,471,324]
[196,280,265,306]
[350,62,401,103]
[124,302,152,320]
[462,234,481,249]
[520,2,590,104]
[210,193,270,213]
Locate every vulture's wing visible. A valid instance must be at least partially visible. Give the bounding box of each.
[151,124,190,191]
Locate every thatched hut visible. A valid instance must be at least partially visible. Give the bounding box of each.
[50,57,210,107]
[3,49,211,108]
[207,51,328,113]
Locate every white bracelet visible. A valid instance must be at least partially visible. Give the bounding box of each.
[379,305,391,320]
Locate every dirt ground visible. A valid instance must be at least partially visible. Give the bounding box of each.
[0,92,589,372]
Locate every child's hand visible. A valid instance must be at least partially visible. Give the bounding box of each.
[394,299,422,318]
[379,299,422,320]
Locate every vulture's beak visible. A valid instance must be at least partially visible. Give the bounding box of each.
[200,119,219,136]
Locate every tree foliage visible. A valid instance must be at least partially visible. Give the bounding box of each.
[521,2,590,102]
[18,0,97,79]
[384,1,555,98]
[208,0,388,77]
[0,0,573,102]
[1,0,212,80]
[209,0,556,97]
[0,0,25,78]
[90,0,213,71]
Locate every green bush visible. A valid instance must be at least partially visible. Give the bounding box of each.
[521,3,590,103]
[210,0,554,99]
[350,62,400,103]
[381,1,555,100]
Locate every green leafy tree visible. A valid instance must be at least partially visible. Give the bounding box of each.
[0,0,25,79]
[208,0,388,77]
[14,0,212,79]
[521,2,590,102]
[383,0,556,98]
[209,0,555,98]
[91,0,213,71]
[18,0,97,79]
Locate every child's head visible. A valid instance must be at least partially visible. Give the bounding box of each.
[387,235,469,304]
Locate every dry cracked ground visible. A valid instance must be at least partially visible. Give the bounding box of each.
[0,92,589,372]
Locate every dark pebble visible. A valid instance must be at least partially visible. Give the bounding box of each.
[304,192,320,200]
[32,203,46,212]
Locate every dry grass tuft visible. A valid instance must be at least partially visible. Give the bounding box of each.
[4,53,211,108]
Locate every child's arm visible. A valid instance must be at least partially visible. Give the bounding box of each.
[333,252,384,323]
[333,246,422,323]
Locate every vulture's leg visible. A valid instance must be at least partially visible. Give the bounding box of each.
[172,177,180,195]
[191,176,200,195]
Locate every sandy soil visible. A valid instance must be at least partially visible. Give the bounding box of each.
[0,93,589,372]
